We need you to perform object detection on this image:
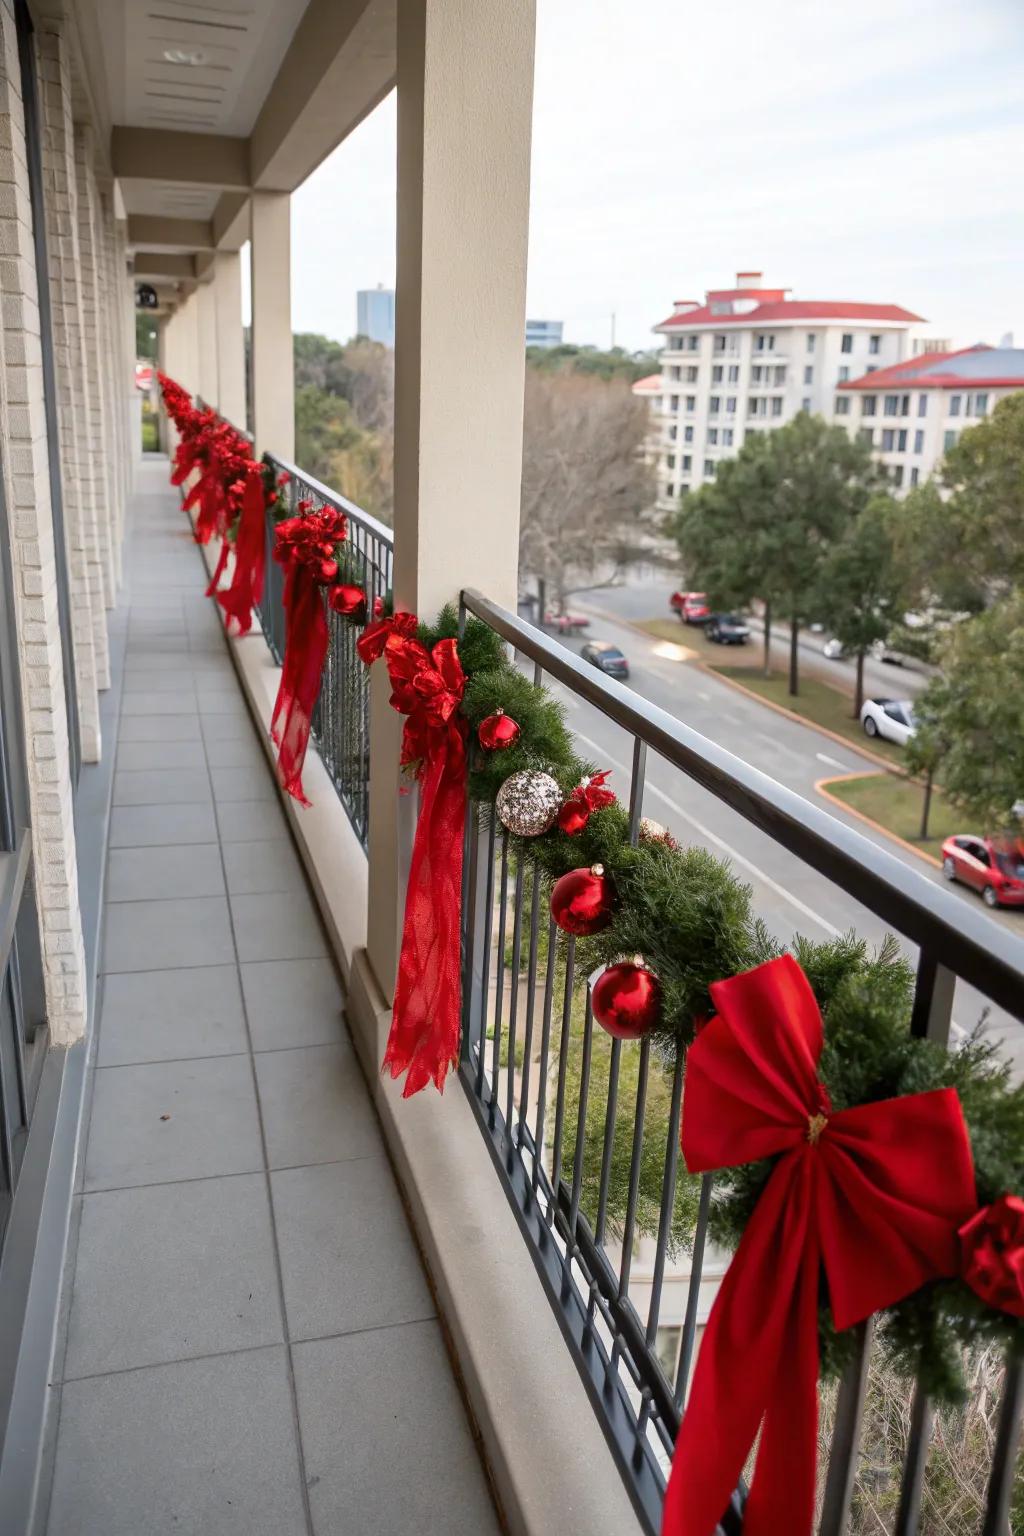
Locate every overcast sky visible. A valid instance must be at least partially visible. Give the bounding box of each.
[281,0,1024,355]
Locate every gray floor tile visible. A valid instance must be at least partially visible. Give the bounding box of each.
[46,1349,308,1536]
[113,767,212,806]
[242,958,344,1051]
[65,1176,282,1377]
[215,796,289,842]
[209,764,277,802]
[294,1323,500,1536]
[122,650,197,671]
[198,694,250,719]
[271,1160,434,1341]
[229,889,327,963]
[201,712,260,742]
[203,734,266,769]
[121,691,199,715]
[117,713,202,743]
[222,838,305,897]
[116,740,206,770]
[103,895,234,972]
[119,670,197,693]
[109,801,217,847]
[98,965,247,1066]
[106,844,225,903]
[85,1056,263,1190]
[255,1044,380,1169]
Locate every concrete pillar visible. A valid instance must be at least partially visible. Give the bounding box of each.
[0,0,87,1044]
[74,125,116,606]
[213,250,245,431]
[250,190,293,458]
[196,277,218,407]
[363,0,536,1000]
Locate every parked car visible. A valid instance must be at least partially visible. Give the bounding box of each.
[823,636,911,666]
[544,611,590,634]
[706,613,750,645]
[670,591,710,624]
[941,835,1024,909]
[581,641,629,680]
[859,697,916,746]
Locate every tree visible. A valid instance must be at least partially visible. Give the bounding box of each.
[675,415,880,694]
[518,368,654,607]
[905,593,1024,831]
[525,343,660,384]
[814,495,908,716]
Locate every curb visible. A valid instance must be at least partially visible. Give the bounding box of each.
[815,773,942,868]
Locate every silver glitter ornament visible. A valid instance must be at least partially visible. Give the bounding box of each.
[495,769,563,837]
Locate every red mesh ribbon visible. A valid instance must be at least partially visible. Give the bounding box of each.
[379,632,468,1096]
[217,468,267,634]
[663,954,977,1536]
[270,560,328,807]
[205,536,231,599]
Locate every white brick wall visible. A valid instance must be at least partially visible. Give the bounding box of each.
[73,124,117,608]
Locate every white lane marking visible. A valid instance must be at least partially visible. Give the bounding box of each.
[816,751,849,771]
[698,690,711,702]
[572,729,840,937]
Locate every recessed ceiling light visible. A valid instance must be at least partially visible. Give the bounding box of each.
[161,47,208,66]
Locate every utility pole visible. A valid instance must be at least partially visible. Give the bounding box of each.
[610,312,616,349]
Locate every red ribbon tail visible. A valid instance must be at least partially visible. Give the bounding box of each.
[383,728,467,1096]
[205,537,231,598]
[217,468,266,634]
[271,565,328,805]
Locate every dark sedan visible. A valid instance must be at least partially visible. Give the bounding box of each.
[706,613,751,645]
[581,641,630,680]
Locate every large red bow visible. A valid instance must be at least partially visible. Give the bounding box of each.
[663,953,976,1536]
[217,467,267,634]
[379,632,468,1096]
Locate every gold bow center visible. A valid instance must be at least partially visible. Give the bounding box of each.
[807,1112,828,1146]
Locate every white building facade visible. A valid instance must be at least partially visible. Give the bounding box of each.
[650,271,923,510]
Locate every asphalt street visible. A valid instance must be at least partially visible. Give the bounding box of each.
[525,593,1024,1077]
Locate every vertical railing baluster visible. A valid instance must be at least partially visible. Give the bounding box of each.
[566,987,595,1282]
[505,859,526,1134]
[516,863,543,1153]
[549,934,576,1215]
[819,1320,874,1536]
[532,913,559,1198]
[635,1049,684,1443]
[594,1038,622,1246]
[893,1383,932,1536]
[981,1344,1024,1536]
[487,831,510,1106]
[675,1172,713,1404]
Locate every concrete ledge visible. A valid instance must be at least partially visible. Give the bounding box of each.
[203,560,643,1536]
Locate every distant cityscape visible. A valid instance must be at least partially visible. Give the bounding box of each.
[635,270,1024,506]
[356,288,565,354]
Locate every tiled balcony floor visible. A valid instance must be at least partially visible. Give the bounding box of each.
[44,461,500,1536]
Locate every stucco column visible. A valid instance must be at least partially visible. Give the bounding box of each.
[196,277,218,407]
[213,249,245,430]
[250,190,292,458]
[363,0,536,1002]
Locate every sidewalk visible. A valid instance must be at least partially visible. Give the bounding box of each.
[42,460,500,1536]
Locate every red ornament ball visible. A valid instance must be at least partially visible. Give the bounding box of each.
[478,710,521,752]
[592,962,661,1039]
[318,557,339,583]
[551,864,614,936]
[328,583,367,620]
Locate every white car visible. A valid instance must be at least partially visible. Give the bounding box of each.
[860,698,916,746]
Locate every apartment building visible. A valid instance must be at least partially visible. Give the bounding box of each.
[836,344,1024,490]
[650,271,923,509]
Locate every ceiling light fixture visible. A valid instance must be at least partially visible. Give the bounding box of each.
[161,46,208,66]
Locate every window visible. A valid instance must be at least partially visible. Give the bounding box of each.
[664,482,675,499]
[884,395,900,417]
[679,485,689,497]
[726,396,737,414]
[711,365,723,383]
[687,335,699,351]
[862,395,877,417]
[685,395,696,412]
[895,465,906,487]
[882,429,896,451]
[709,395,721,414]
[669,395,679,413]
[667,424,677,442]
[869,334,881,355]
[669,337,684,351]
[686,366,699,383]
[751,365,763,384]
[801,398,811,412]
[910,467,919,487]
[755,333,776,352]
[806,334,817,354]
[748,398,762,417]
[841,333,853,353]
[803,366,813,385]
[913,429,923,453]
[838,366,849,382]
[682,455,692,471]
[707,428,718,445]
[728,365,739,382]
[943,430,957,451]
[918,394,928,416]
[713,334,727,353]
[859,428,874,446]
[972,392,989,415]
[774,366,786,385]
[897,429,908,451]
[835,396,851,415]
[684,426,694,443]
[722,428,734,446]
[704,460,716,477]
[772,396,784,417]
[950,395,962,417]
[666,454,676,470]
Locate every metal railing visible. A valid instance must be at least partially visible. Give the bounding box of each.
[255,456,393,849]
[456,587,1024,1536]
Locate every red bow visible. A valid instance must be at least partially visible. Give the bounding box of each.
[960,1195,1024,1317]
[663,954,976,1536]
[357,610,418,665]
[217,467,267,634]
[557,769,616,835]
[378,632,468,1096]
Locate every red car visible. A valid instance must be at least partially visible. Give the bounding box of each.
[544,611,590,634]
[670,591,710,625]
[941,835,1024,909]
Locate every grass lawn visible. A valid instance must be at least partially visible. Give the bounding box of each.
[822,772,959,861]
[706,665,907,765]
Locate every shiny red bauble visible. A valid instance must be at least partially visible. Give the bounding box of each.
[318,557,339,583]
[550,864,614,936]
[478,710,521,752]
[592,962,661,1039]
[328,583,368,620]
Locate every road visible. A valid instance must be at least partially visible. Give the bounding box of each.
[521,598,1024,1077]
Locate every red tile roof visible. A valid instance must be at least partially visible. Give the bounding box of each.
[838,345,1024,391]
[655,300,925,331]
[632,373,663,394]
